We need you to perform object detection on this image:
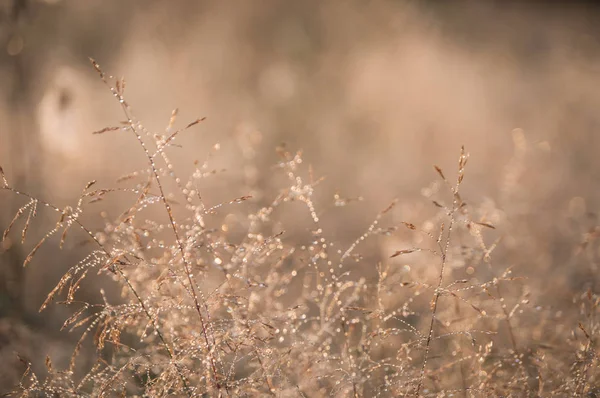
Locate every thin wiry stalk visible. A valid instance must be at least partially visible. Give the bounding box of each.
[495,283,518,353]
[414,215,455,397]
[415,148,468,397]
[0,185,192,396]
[575,321,594,396]
[90,58,223,393]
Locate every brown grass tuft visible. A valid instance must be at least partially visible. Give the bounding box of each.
[1,61,599,398]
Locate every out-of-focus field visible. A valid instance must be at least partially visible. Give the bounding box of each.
[1,1,600,394]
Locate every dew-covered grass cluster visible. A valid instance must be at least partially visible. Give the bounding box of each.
[1,60,598,397]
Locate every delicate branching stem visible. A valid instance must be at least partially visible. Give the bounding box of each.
[90,58,223,393]
[496,284,518,353]
[415,151,467,397]
[415,215,455,397]
[1,185,192,395]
